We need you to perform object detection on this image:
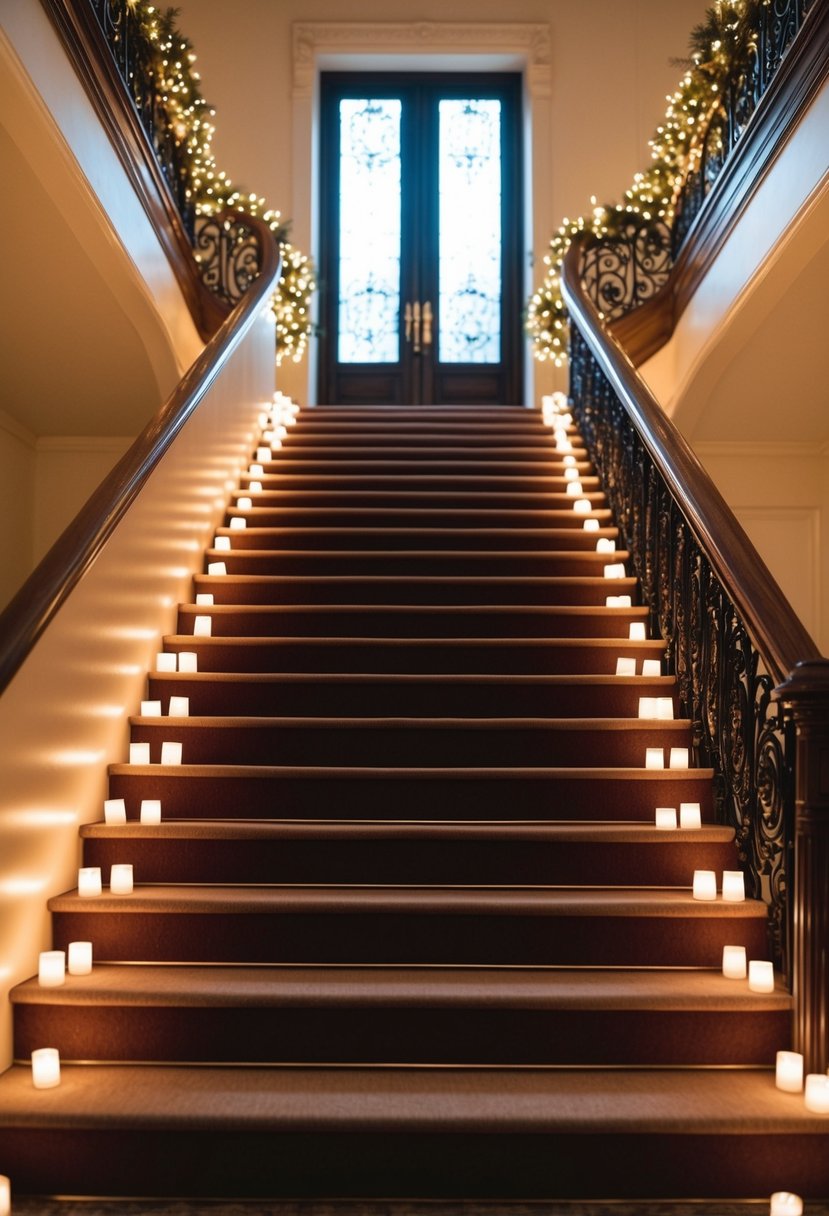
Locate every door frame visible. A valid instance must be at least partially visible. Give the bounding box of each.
[289,22,553,406]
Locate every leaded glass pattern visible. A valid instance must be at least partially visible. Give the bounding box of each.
[438,99,502,364]
[338,99,402,364]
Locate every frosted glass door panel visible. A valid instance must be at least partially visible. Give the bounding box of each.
[338,99,402,364]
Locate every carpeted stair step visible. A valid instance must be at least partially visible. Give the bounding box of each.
[203,548,626,576]
[108,763,714,821]
[221,504,605,528]
[211,528,612,554]
[146,672,671,718]
[48,884,768,966]
[10,964,791,1067]
[230,487,602,510]
[239,473,608,493]
[126,716,691,768]
[240,457,591,478]
[79,821,736,886]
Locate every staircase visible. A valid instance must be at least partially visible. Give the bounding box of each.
[1,402,827,1203]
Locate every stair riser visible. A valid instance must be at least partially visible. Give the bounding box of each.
[175,607,647,640]
[107,769,714,821]
[12,1002,789,1067]
[146,676,670,718]
[254,449,589,465]
[193,575,631,606]
[127,722,689,768]
[242,475,604,493]
[81,834,737,887]
[222,507,605,528]
[50,908,769,967]
[212,532,610,554]
[163,639,663,675]
[204,553,624,576]
[232,491,601,509]
[244,459,590,477]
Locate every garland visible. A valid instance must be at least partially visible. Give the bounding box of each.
[526,0,765,366]
[129,4,315,365]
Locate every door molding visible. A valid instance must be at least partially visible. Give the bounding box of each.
[290,21,552,404]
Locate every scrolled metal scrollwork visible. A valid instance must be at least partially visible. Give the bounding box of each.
[194,216,263,307]
[581,217,672,321]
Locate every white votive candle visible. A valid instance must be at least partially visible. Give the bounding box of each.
[229,516,246,530]
[214,536,231,552]
[645,748,665,769]
[110,864,133,895]
[642,659,662,677]
[31,1047,60,1089]
[775,1051,804,1093]
[207,562,227,576]
[596,538,616,553]
[168,696,190,718]
[584,518,600,532]
[38,951,66,987]
[748,960,775,993]
[178,651,198,673]
[195,594,214,607]
[615,657,637,676]
[655,807,677,830]
[722,870,746,902]
[78,867,102,898]
[638,697,657,718]
[555,438,573,454]
[566,481,583,498]
[140,799,162,825]
[140,700,161,717]
[67,941,93,976]
[129,742,150,765]
[237,497,252,511]
[770,1193,803,1216]
[804,1073,829,1113]
[161,741,183,766]
[563,454,576,467]
[669,747,690,769]
[692,869,717,900]
[629,622,646,640]
[573,498,591,514]
[604,563,626,579]
[680,802,702,829]
[156,652,176,673]
[274,425,288,439]
[722,945,747,979]
[256,446,272,462]
[249,480,263,493]
[193,616,212,637]
[564,466,579,482]
[104,798,127,825]
[656,697,674,720]
[0,1173,9,1216]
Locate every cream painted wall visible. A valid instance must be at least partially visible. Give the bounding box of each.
[177,0,707,402]
[33,438,135,566]
[0,413,36,610]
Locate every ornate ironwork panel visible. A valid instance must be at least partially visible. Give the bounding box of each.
[580,217,672,321]
[194,216,262,307]
[569,327,792,972]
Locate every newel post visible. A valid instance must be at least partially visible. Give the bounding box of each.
[775,659,829,1074]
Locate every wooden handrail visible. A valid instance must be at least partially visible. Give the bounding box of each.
[0,214,280,696]
[561,237,822,686]
[39,0,230,342]
[610,0,829,365]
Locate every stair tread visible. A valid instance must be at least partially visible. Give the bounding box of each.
[149,673,671,686]
[130,716,689,730]
[10,964,789,1010]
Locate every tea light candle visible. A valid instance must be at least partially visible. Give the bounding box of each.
[770,1194,803,1216]
[207,562,227,576]
[629,622,646,640]
[38,951,66,987]
[67,941,93,975]
[563,454,576,467]
[214,536,231,552]
[178,651,198,672]
[249,462,264,477]
[566,481,583,498]
[156,652,176,673]
[638,697,657,718]
[168,696,190,717]
[722,945,747,978]
[129,742,150,765]
[193,616,212,637]
[573,498,592,514]
[655,807,677,830]
[564,467,579,482]
[274,425,288,439]
[195,594,214,606]
[110,864,133,895]
[249,480,263,493]
[604,563,626,579]
[261,429,274,445]
[140,700,161,717]
[556,438,573,454]
[237,497,252,511]
[596,538,616,553]
[0,1173,9,1216]
[31,1047,60,1089]
[669,747,690,769]
[615,657,637,676]
[642,658,662,676]
[680,802,702,829]
[722,870,746,902]
[584,518,600,532]
[78,867,102,897]
[804,1073,829,1113]
[645,748,665,769]
[692,869,717,900]
[775,1051,804,1093]
[229,516,246,530]
[748,960,775,993]
[656,698,674,720]
[161,741,183,766]
[104,798,127,825]
[140,799,162,825]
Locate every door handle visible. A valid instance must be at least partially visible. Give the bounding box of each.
[422,301,433,348]
[404,302,425,352]
[412,301,421,353]
[404,302,412,344]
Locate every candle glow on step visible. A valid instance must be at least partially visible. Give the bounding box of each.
[129,742,150,765]
[563,454,576,467]
[669,747,689,769]
[0,1173,9,1216]
[196,594,214,606]
[615,657,637,676]
[604,563,626,578]
[722,945,747,978]
[178,652,198,673]
[229,516,246,530]
[140,700,161,717]
[156,653,176,673]
[629,622,646,640]
[692,869,717,900]
[564,467,579,482]
[140,799,162,825]
[77,867,102,898]
[104,798,127,825]
[804,1074,829,1113]
[38,951,66,987]
[249,480,263,493]
[638,697,657,718]
[775,1051,804,1093]
[168,696,190,718]
[256,446,272,462]
[68,941,93,975]
[573,498,592,514]
[655,807,677,830]
[646,748,665,769]
[193,616,212,637]
[583,518,600,532]
[596,538,616,553]
[721,870,745,902]
[657,697,674,720]
[770,1194,803,1216]
[31,1047,61,1089]
[249,463,264,477]
[110,864,133,895]
[748,960,775,993]
[207,562,227,576]
[680,802,702,829]
[237,497,252,511]
[607,595,632,608]
[161,741,183,766]
[213,536,231,551]
[566,481,583,497]
[642,658,661,676]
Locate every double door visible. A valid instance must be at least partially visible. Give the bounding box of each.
[318,73,523,406]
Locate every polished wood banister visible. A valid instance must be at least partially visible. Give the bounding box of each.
[610,0,829,366]
[561,237,821,686]
[39,0,229,342]
[0,214,280,696]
